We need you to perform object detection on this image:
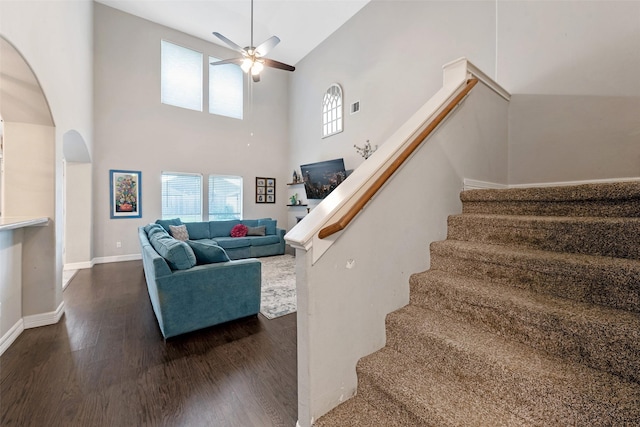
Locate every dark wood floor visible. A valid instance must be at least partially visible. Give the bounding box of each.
[0,261,297,427]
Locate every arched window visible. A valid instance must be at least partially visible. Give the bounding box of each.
[322,84,343,138]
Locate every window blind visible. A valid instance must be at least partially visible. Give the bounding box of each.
[161,172,203,222]
[209,56,243,119]
[161,41,203,111]
[209,175,243,220]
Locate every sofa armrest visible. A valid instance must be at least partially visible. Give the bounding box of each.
[153,258,262,338]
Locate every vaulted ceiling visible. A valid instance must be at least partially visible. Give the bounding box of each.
[96,0,370,66]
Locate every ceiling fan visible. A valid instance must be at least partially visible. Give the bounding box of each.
[210,0,295,82]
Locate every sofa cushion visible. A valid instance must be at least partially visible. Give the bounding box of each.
[186,240,230,264]
[241,219,259,227]
[149,233,196,270]
[169,224,189,241]
[144,223,166,236]
[214,237,251,249]
[185,221,210,240]
[210,220,241,238]
[247,235,281,246]
[246,225,266,236]
[156,218,183,233]
[257,218,277,235]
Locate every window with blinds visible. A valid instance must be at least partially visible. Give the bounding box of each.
[160,41,244,118]
[161,41,203,111]
[209,57,243,120]
[209,175,243,220]
[161,172,203,222]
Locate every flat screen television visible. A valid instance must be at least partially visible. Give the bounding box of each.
[300,158,347,200]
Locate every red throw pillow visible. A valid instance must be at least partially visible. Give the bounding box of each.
[230,224,248,237]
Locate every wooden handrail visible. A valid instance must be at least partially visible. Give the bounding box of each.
[318,78,479,239]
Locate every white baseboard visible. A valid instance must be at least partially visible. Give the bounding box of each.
[463,179,508,191]
[23,301,65,329]
[93,253,142,265]
[0,302,65,356]
[0,319,24,357]
[64,260,94,270]
[66,253,142,270]
[509,176,640,189]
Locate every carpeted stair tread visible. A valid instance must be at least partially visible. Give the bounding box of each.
[461,181,640,203]
[409,268,640,382]
[447,213,640,259]
[461,182,640,217]
[356,346,533,426]
[385,304,640,425]
[430,239,640,313]
[313,395,407,427]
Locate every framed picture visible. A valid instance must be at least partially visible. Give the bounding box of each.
[110,169,142,219]
[256,177,275,204]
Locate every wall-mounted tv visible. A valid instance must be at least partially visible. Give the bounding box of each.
[300,158,347,200]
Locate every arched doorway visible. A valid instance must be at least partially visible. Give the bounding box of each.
[62,129,92,286]
[0,35,60,351]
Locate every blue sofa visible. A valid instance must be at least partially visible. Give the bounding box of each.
[138,224,262,339]
[156,217,286,260]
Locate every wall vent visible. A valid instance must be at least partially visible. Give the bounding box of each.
[350,101,360,115]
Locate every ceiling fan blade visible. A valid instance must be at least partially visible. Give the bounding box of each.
[210,57,244,66]
[255,36,280,57]
[252,73,261,83]
[212,32,246,54]
[263,58,295,72]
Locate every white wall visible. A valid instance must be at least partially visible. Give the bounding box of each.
[93,4,290,259]
[289,1,496,229]
[0,0,93,340]
[1,0,94,267]
[496,0,640,184]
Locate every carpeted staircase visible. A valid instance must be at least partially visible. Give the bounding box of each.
[315,181,640,426]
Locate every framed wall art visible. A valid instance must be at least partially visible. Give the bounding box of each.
[256,177,275,203]
[110,169,142,219]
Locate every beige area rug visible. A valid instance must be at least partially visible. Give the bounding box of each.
[260,254,297,319]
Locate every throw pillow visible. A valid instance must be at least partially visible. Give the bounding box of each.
[257,218,277,235]
[230,224,248,237]
[169,224,189,241]
[246,225,266,236]
[186,240,230,264]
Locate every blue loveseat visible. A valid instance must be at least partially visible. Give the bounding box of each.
[138,223,262,339]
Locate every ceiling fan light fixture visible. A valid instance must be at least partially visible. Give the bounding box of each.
[211,0,295,82]
[251,61,264,75]
[241,58,253,73]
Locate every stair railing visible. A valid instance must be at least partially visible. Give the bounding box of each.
[318,78,479,240]
[285,58,510,264]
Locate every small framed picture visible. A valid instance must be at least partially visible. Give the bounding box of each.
[256,177,275,203]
